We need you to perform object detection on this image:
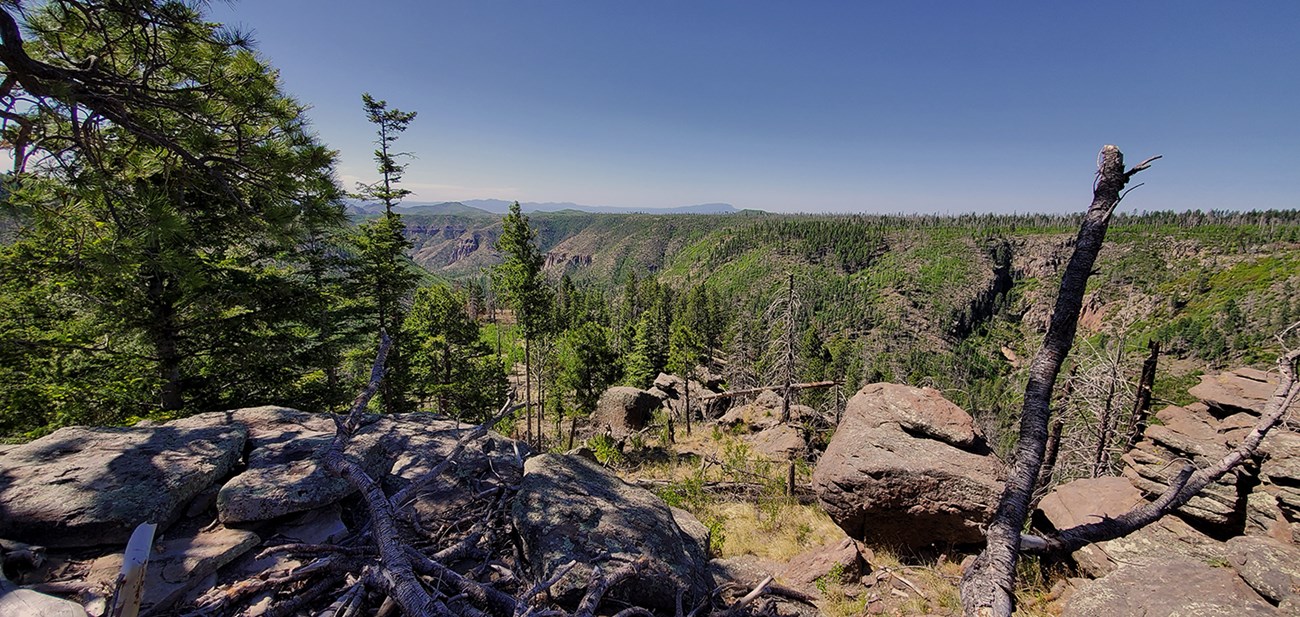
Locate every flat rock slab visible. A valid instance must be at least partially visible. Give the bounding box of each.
[86,519,260,615]
[0,424,246,547]
[512,453,712,611]
[1189,368,1277,417]
[1036,476,1146,578]
[1063,555,1276,616]
[180,407,391,524]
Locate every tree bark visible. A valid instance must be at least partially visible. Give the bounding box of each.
[1124,340,1160,451]
[960,146,1158,617]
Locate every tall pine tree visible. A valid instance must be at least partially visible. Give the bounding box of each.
[354,94,421,413]
[492,202,551,445]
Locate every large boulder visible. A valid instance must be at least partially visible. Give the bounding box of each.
[0,423,245,547]
[591,387,662,437]
[512,454,712,611]
[716,389,813,433]
[199,407,392,524]
[747,423,806,460]
[812,383,1003,548]
[1063,555,1275,616]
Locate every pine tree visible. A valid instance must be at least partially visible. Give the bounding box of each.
[354,94,421,413]
[404,285,507,422]
[560,321,620,448]
[492,202,551,445]
[0,1,346,424]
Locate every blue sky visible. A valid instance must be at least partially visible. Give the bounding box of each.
[208,2,1299,214]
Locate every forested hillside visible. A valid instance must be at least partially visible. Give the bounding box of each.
[396,206,1300,455]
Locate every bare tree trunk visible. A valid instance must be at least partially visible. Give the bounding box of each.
[960,146,1158,617]
[1091,334,1126,477]
[684,374,693,436]
[780,273,796,423]
[525,336,533,446]
[1124,340,1160,451]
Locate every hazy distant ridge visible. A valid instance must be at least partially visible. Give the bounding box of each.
[347,199,741,216]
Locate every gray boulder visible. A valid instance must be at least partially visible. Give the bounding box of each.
[512,454,712,610]
[592,386,662,437]
[0,424,245,547]
[812,383,1003,548]
[201,407,391,524]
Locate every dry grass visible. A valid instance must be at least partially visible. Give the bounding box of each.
[609,421,1068,616]
[712,500,843,561]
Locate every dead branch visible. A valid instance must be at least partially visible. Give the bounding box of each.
[699,381,837,403]
[960,146,1158,617]
[1022,347,1300,554]
[574,558,646,617]
[716,575,773,617]
[322,332,447,617]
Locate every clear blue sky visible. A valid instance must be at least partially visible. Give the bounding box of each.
[208,2,1299,214]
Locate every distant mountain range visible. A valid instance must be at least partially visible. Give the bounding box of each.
[345,199,741,217]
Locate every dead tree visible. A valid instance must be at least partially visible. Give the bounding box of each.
[1123,340,1161,451]
[959,146,1160,616]
[764,273,805,423]
[1020,342,1299,555]
[1090,332,1127,477]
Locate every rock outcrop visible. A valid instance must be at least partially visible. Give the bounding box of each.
[591,386,662,437]
[812,383,1003,548]
[0,424,245,547]
[512,453,713,611]
[172,407,393,524]
[0,407,528,617]
[1062,555,1277,616]
[1040,366,1300,614]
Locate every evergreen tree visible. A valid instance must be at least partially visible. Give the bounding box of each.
[560,321,620,448]
[667,320,706,435]
[492,202,551,445]
[404,285,507,422]
[0,1,345,426]
[354,94,421,413]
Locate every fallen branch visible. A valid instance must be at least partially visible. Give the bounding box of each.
[699,381,837,403]
[390,399,524,509]
[1022,346,1300,554]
